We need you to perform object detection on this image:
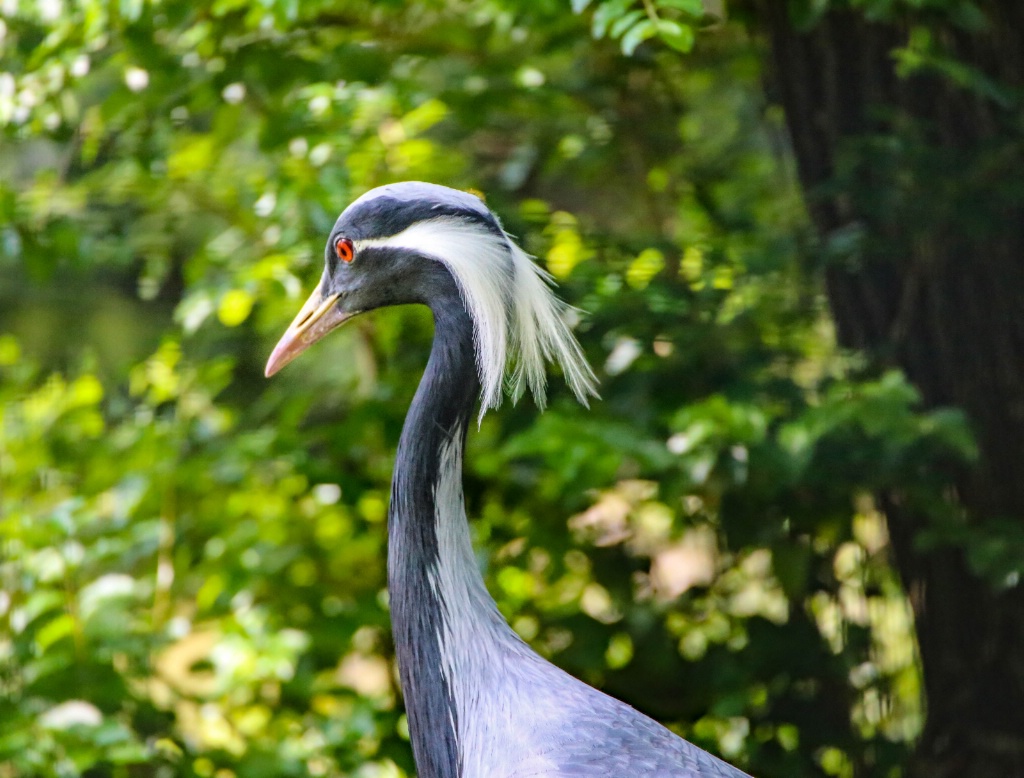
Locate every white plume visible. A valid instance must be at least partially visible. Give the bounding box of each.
[356,217,598,417]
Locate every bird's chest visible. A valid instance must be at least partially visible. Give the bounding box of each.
[441,641,596,778]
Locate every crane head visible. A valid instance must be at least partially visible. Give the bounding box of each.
[265,181,597,413]
[265,182,500,378]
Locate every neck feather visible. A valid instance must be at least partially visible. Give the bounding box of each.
[388,273,513,777]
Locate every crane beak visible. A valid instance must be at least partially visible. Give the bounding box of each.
[265,288,350,377]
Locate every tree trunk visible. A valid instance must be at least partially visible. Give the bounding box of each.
[751,2,1024,775]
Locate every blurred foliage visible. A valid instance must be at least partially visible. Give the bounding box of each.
[0,1,981,777]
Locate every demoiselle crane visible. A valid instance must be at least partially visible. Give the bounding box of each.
[266,182,750,777]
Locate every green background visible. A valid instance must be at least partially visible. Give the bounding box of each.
[2,1,1017,776]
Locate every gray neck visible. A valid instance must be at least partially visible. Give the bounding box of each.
[388,269,506,778]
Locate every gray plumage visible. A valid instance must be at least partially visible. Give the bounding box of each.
[268,182,751,778]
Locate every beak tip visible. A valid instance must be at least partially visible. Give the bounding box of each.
[264,340,290,378]
[265,290,347,380]
[264,347,288,378]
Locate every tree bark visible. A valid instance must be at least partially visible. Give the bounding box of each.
[751,2,1024,775]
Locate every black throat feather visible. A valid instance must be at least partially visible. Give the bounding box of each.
[388,268,479,778]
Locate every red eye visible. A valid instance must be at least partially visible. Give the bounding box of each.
[335,237,354,263]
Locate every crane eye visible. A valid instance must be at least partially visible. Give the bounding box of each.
[335,237,354,263]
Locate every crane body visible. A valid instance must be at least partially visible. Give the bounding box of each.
[267,182,750,778]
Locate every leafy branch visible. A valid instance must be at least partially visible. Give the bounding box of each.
[573,0,707,55]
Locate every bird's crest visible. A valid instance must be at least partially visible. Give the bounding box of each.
[357,215,599,418]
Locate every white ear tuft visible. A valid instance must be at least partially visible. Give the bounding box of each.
[360,216,598,418]
[502,238,598,412]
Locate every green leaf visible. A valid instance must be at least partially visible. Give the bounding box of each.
[610,9,646,39]
[218,289,254,327]
[621,18,657,55]
[36,614,77,652]
[591,0,636,38]
[656,19,696,52]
